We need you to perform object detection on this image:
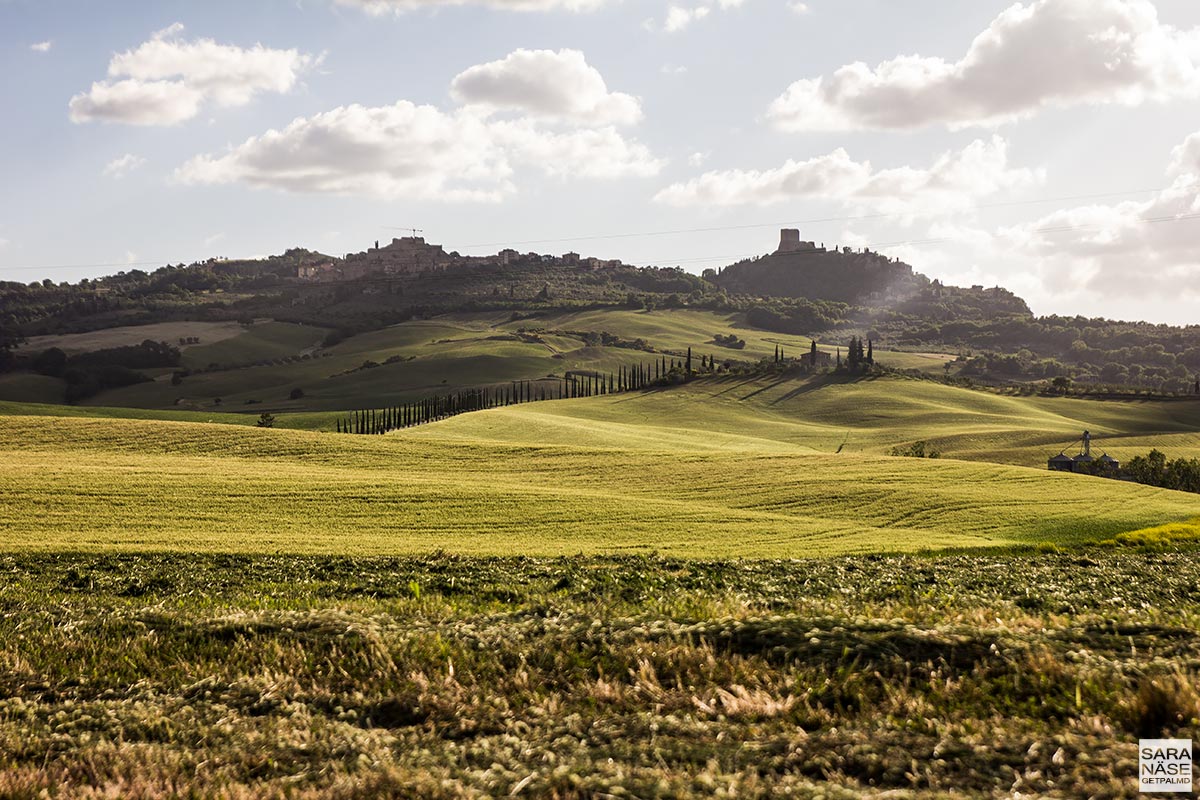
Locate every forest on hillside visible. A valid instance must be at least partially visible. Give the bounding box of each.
[2,249,1198,394]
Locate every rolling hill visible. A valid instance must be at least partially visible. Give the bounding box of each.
[0,309,955,412]
[2,371,1198,557]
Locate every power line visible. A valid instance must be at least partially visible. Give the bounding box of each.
[2,192,1198,277]
[455,186,1179,250]
[0,260,169,273]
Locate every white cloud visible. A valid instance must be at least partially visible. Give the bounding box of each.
[175,100,661,200]
[30,41,52,53]
[664,5,710,32]
[69,23,315,126]
[450,49,641,126]
[204,232,227,247]
[788,2,809,14]
[102,153,148,178]
[71,79,204,126]
[768,0,1200,132]
[661,64,688,76]
[687,151,709,166]
[335,0,607,12]
[998,131,1200,301]
[655,136,1041,215]
[493,121,663,178]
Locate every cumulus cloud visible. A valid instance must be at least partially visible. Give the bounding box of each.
[664,5,710,32]
[768,0,1200,132]
[69,24,315,126]
[334,0,607,12]
[30,41,52,53]
[102,153,148,178]
[493,121,662,178]
[654,136,1041,215]
[450,49,641,126]
[999,131,1200,300]
[175,101,661,200]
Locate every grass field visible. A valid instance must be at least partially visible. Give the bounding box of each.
[1,549,1197,797]
[4,318,1200,797]
[3,310,956,412]
[3,380,1199,555]
[405,372,1200,465]
[17,320,251,354]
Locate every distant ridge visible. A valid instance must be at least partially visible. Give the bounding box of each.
[713,228,924,306]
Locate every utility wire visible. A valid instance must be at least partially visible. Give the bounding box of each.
[454,186,1179,250]
[3,192,1198,276]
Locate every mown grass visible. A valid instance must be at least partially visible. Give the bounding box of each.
[2,411,1199,556]
[0,550,1197,798]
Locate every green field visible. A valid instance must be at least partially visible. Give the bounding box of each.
[3,372,1199,556]
[0,310,956,412]
[16,320,251,355]
[4,315,1200,798]
[415,372,1200,465]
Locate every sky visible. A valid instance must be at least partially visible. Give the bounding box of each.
[2,0,1200,323]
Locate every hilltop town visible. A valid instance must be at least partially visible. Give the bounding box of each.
[295,235,628,283]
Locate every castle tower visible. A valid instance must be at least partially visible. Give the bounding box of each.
[776,229,801,254]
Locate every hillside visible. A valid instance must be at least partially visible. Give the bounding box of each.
[3,373,1199,556]
[417,372,1200,467]
[0,310,952,411]
[5,232,1200,399]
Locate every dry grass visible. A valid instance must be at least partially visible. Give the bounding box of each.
[0,551,1197,797]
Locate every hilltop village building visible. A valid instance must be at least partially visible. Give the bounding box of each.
[346,237,451,276]
[298,236,627,282]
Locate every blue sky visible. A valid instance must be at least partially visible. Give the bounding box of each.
[2,0,1200,322]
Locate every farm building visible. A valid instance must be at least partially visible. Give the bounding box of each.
[1048,431,1120,475]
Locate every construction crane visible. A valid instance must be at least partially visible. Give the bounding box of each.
[385,227,423,237]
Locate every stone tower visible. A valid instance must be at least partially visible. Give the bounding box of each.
[777,229,802,254]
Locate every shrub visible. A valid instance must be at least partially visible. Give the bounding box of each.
[889,441,941,459]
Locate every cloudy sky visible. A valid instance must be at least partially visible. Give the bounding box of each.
[2,0,1200,323]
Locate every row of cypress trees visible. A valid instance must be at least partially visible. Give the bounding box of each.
[337,353,716,435]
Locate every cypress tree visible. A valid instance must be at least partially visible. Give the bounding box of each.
[810,340,818,367]
[867,339,874,365]
[686,347,692,376]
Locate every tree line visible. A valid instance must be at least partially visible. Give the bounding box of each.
[1121,450,1200,494]
[337,351,716,435]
